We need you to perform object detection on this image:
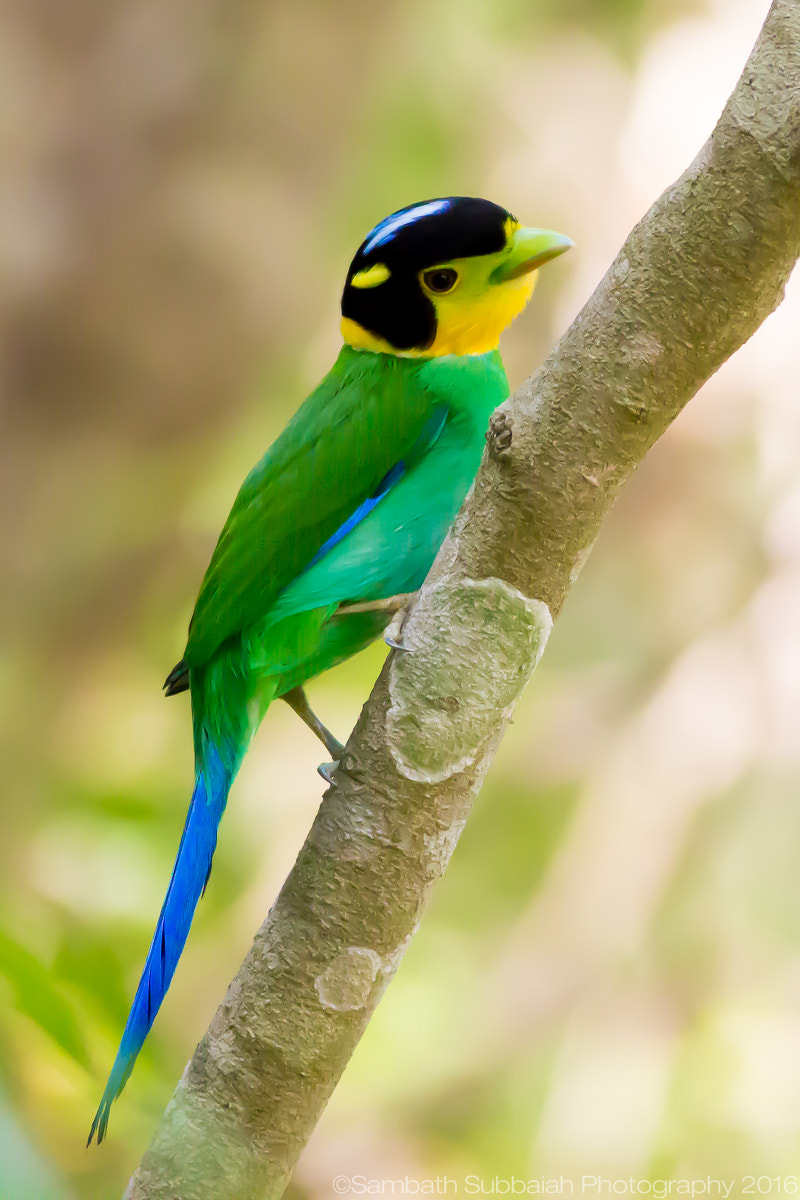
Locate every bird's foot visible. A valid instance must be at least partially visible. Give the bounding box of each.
[318,760,338,785]
[336,591,417,617]
[384,604,412,651]
[336,591,418,651]
[322,731,345,759]
[282,686,345,758]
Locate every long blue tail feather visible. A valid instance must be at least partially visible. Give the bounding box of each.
[88,742,230,1145]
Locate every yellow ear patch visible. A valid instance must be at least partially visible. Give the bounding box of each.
[351,263,391,289]
[503,216,521,242]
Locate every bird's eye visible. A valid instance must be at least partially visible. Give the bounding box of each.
[422,268,459,294]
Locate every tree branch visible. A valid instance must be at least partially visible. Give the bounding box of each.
[126,3,800,1196]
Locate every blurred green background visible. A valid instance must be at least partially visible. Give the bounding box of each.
[3,0,800,1196]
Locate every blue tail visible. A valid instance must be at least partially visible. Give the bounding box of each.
[88,742,230,1145]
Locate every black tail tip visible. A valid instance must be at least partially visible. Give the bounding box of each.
[163,659,189,696]
[87,1102,110,1147]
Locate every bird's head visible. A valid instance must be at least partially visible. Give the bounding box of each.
[341,196,571,358]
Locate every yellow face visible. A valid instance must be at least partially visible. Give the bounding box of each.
[342,253,537,358]
[341,215,571,358]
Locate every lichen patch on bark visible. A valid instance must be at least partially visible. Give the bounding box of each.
[314,948,382,1012]
[386,574,553,783]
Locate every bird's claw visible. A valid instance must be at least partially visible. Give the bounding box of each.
[318,760,338,785]
[384,606,412,651]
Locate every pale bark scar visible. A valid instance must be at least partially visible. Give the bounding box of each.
[387,574,553,782]
[314,948,382,1012]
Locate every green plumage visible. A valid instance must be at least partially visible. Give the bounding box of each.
[189,345,509,733]
[90,194,571,1144]
[187,348,504,665]
[90,344,510,1143]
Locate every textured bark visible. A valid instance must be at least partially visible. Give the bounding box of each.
[126,3,800,1196]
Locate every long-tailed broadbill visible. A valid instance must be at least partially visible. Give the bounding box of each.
[88,196,571,1143]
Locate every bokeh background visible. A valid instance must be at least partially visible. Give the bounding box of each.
[3,0,800,1195]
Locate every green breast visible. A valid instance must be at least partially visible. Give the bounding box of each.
[264,346,510,618]
[184,345,509,667]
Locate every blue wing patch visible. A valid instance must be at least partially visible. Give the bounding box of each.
[308,462,406,569]
[306,405,448,572]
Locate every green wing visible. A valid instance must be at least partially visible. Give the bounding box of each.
[183,349,443,669]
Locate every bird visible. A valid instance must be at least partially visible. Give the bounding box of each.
[88,196,571,1143]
